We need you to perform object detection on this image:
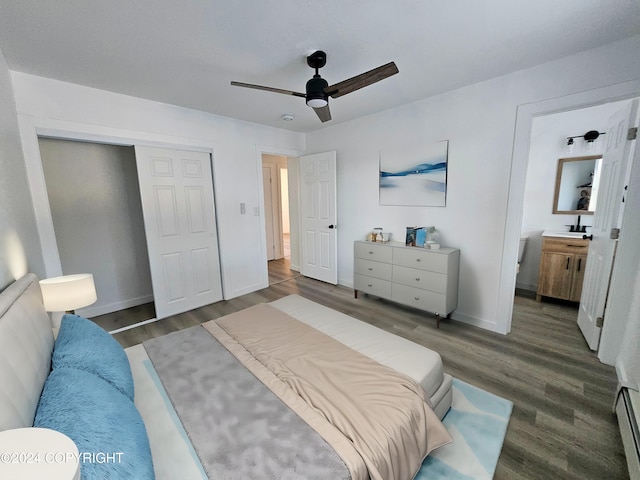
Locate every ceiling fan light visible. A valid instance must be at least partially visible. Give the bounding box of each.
[307,97,328,108]
[306,75,328,108]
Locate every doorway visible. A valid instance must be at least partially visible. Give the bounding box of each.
[262,154,299,285]
[517,101,630,296]
[510,90,640,365]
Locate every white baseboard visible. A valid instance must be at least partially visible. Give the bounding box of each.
[338,277,354,289]
[338,278,503,334]
[78,294,154,318]
[450,311,503,333]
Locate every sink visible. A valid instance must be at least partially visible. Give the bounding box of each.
[542,230,588,239]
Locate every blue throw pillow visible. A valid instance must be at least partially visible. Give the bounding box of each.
[34,367,155,480]
[53,314,134,400]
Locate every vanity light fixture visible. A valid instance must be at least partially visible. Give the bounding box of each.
[566,130,606,153]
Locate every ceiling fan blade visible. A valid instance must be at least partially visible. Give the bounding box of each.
[230,81,306,98]
[325,62,399,99]
[313,104,332,123]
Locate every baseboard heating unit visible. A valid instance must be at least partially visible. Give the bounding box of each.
[616,387,640,480]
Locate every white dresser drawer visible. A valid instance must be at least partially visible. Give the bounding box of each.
[354,242,393,263]
[393,247,448,273]
[354,274,392,298]
[355,258,393,280]
[392,265,447,294]
[392,284,447,315]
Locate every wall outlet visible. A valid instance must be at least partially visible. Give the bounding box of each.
[240,202,246,214]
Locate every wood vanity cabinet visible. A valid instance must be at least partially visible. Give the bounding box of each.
[353,240,460,327]
[536,236,589,302]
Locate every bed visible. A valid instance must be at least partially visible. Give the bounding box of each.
[0,273,454,479]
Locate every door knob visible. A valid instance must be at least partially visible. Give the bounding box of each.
[583,234,593,240]
[328,224,336,229]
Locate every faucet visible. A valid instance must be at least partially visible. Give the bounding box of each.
[569,215,587,232]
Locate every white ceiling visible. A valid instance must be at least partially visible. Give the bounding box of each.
[0,0,638,133]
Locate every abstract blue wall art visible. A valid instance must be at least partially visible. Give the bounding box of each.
[379,140,448,206]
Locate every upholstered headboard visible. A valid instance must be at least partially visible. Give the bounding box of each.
[0,273,54,431]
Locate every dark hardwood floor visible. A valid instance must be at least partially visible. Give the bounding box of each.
[92,266,628,480]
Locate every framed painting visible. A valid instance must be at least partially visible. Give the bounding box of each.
[379,140,448,206]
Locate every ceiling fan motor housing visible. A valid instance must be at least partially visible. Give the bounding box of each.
[306,75,329,107]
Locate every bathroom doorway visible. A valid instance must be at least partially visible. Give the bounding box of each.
[517,101,629,298]
[515,98,638,359]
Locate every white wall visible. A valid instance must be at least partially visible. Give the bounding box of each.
[306,35,640,333]
[11,73,305,300]
[38,138,153,316]
[518,101,629,291]
[0,47,44,289]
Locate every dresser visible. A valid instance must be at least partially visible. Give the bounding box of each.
[353,240,460,327]
[536,235,589,302]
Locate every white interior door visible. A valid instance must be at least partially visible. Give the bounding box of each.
[299,151,337,284]
[578,100,638,350]
[134,146,223,319]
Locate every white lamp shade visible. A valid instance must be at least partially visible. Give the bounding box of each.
[39,274,97,312]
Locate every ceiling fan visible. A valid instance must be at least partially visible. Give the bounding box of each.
[230,50,399,123]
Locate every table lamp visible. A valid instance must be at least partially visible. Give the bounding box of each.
[39,273,97,314]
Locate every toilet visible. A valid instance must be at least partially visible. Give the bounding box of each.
[517,236,528,273]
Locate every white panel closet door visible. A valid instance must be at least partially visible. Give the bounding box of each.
[134,146,222,319]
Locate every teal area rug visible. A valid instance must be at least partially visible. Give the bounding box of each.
[416,378,513,480]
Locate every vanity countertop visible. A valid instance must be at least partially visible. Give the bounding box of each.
[542,230,588,239]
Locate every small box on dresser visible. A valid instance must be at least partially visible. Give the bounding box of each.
[354,240,460,327]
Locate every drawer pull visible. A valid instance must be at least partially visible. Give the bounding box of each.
[416,258,421,262]
[566,257,570,270]
[367,284,373,287]
[368,251,374,254]
[415,277,420,281]
[414,296,420,301]
[368,267,373,271]
[577,258,582,272]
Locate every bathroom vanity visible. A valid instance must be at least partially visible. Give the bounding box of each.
[536,232,589,302]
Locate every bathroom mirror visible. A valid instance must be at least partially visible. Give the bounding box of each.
[553,155,602,215]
